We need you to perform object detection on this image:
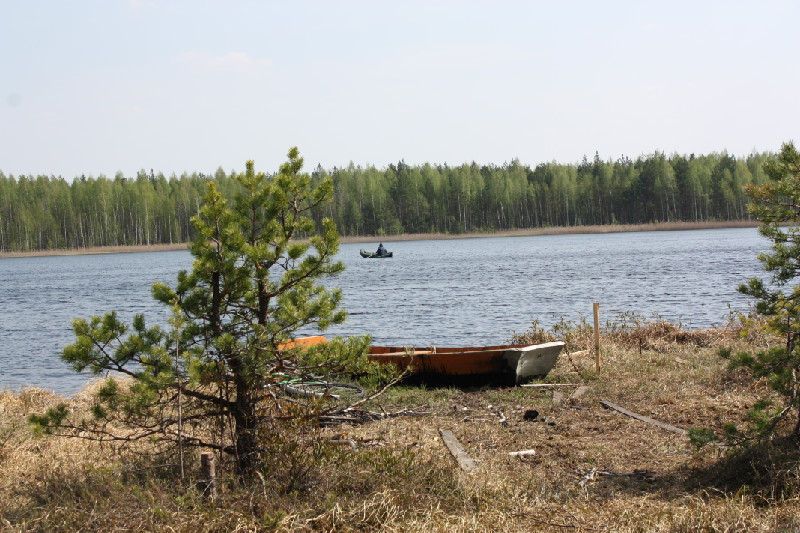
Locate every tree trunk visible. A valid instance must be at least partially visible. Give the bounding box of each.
[233,385,260,477]
[794,412,800,440]
[211,271,221,335]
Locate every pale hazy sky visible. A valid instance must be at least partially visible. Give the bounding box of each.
[1,0,798,181]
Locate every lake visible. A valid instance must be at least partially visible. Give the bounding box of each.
[0,227,771,395]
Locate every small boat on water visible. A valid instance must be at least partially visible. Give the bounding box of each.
[282,336,564,385]
[368,342,565,385]
[360,249,393,258]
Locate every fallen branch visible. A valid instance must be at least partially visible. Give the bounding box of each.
[340,369,410,412]
[600,400,686,435]
[318,408,429,426]
[384,408,429,418]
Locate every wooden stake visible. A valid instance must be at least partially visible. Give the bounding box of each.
[199,452,217,501]
[593,302,601,371]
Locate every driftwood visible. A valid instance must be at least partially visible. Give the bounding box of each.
[600,400,686,435]
[439,428,478,473]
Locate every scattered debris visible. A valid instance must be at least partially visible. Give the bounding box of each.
[523,409,539,421]
[579,468,656,486]
[319,408,428,427]
[439,428,478,473]
[600,400,686,435]
[496,410,508,427]
[521,409,557,426]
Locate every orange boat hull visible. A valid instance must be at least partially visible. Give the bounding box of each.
[279,337,564,384]
[368,342,565,384]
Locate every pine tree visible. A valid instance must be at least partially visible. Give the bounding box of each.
[30,148,374,479]
[727,141,800,440]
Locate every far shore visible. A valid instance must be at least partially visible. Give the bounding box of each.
[0,220,760,258]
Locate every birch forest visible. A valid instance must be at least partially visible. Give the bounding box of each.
[0,150,768,252]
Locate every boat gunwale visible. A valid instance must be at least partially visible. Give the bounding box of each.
[368,342,564,358]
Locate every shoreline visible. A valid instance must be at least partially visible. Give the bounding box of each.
[0,220,760,258]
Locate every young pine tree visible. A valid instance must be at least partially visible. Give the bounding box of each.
[724,141,800,441]
[30,148,374,479]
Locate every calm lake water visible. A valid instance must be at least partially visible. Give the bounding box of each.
[0,227,771,395]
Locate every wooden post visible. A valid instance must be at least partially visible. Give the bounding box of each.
[199,452,216,501]
[593,302,601,371]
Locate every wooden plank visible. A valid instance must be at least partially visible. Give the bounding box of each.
[438,429,478,473]
[593,303,601,371]
[551,390,564,405]
[571,385,590,400]
[600,400,686,435]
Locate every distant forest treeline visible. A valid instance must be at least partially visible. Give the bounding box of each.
[0,151,769,252]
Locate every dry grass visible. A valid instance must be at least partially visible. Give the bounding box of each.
[2,322,800,532]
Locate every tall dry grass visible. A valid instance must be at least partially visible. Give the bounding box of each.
[2,317,799,532]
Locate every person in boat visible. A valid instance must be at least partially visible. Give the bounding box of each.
[376,243,387,256]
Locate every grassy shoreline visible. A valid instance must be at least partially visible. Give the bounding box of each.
[0,220,760,258]
[2,320,798,532]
